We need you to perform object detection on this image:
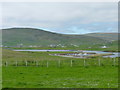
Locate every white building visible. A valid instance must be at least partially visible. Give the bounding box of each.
[101,45,107,48]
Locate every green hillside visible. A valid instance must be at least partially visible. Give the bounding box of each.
[2,28,109,46]
[84,33,118,41]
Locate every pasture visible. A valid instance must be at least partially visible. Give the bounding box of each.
[3,66,118,88]
[2,49,118,88]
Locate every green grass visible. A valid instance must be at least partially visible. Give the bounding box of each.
[0,67,2,89]
[0,47,2,89]
[2,49,119,67]
[2,66,118,88]
[2,49,119,88]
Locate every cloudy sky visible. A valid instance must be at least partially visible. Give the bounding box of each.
[1,2,118,34]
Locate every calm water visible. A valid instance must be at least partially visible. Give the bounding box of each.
[82,50,119,58]
[13,49,120,58]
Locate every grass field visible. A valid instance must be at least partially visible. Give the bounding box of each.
[0,67,2,89]
[3,66,118,88]
[2,49,119,88]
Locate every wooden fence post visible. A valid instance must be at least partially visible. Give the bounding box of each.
[113,58,116,66]
[84,59,86,67]
[58,60,60,67]
[98,58,101,66]
[47,61,49,68]
[16,61,18,66]
[25,60,28,67]
[36,61,38,66]
[71,60,72,67]
[5,61,8,67]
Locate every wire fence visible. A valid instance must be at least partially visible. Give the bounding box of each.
[2,57,118,67]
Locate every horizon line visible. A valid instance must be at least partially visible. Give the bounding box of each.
[1,27,119,35]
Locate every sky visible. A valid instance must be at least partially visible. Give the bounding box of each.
[1,2,118,34]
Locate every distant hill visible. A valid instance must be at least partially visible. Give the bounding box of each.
[84,33,118,41]
[2,28,109,46]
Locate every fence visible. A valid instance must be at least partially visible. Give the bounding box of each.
[2,58,118,67]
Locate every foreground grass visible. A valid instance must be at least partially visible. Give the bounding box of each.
[2,66,118,88]
[0,68,1,88]
[2,49,118,88]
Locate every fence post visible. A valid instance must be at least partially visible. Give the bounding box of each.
[84,59,86,67]
[71,60,72,67]
[47,61,49,68]
[5,61,8,67]
[113,58,116,66]
[58,60,60,67]
[98,58,101,66]
[16,61,18,66]
[36,61,38,66]
[25,60,28,67]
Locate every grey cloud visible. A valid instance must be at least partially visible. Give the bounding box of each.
[1,2,118,34]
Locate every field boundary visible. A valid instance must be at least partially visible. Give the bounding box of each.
[2,58,118,67]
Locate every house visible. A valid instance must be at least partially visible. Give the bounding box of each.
[101,45,107,48]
